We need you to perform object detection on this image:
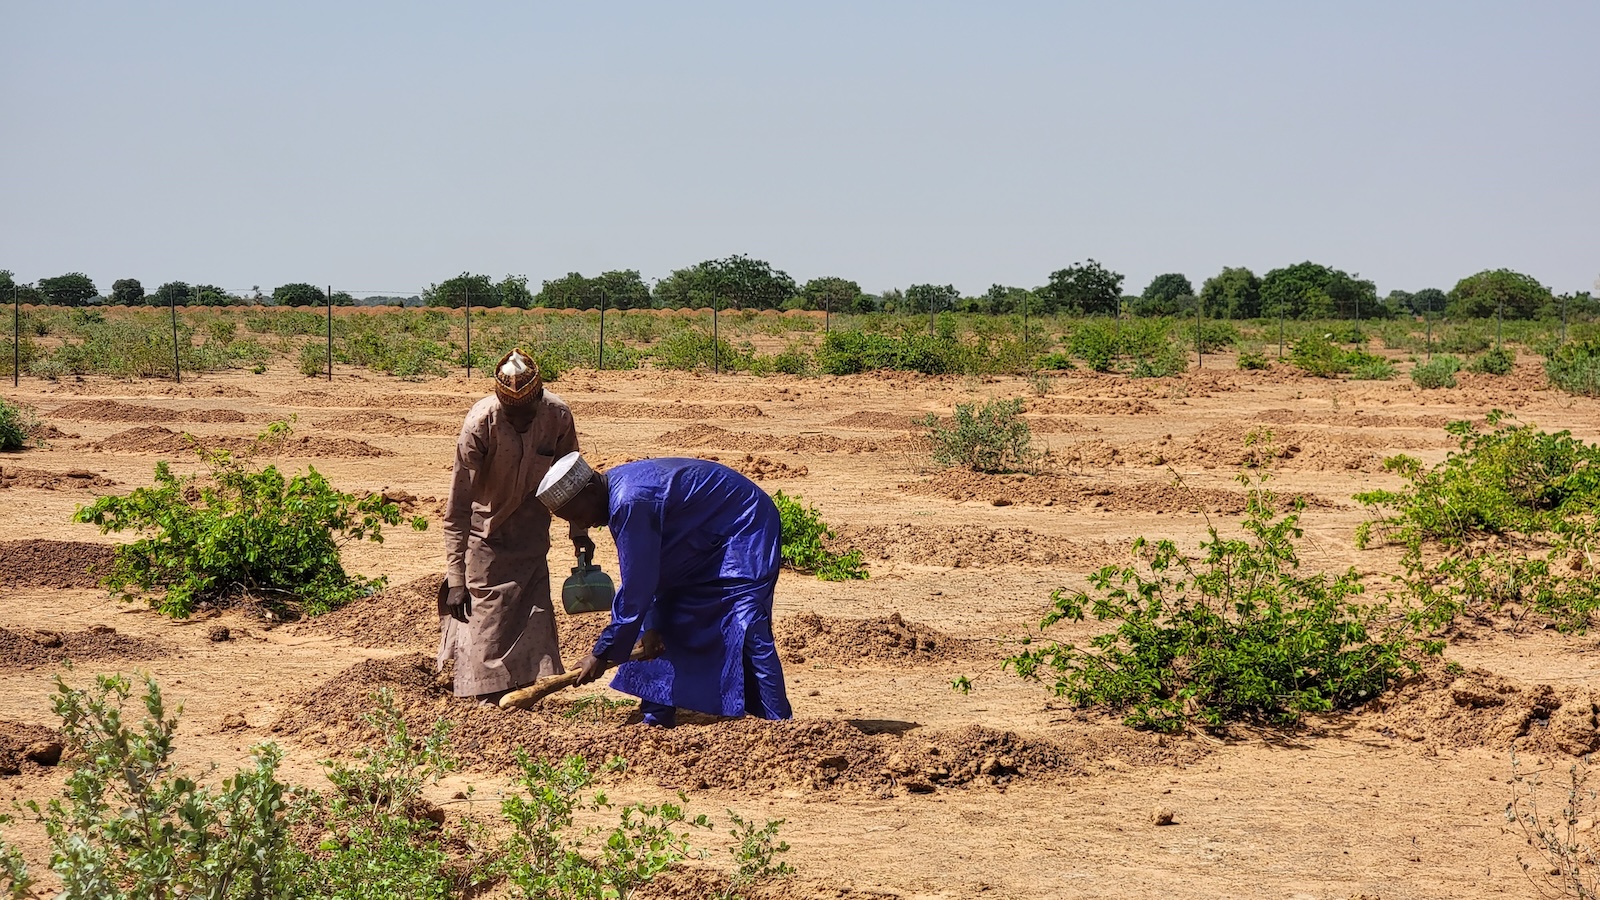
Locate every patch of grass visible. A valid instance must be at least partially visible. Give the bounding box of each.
[1349,357,1396,381]
[1289,335,1385,378]
[1467,345,1514,375]
[0,398,35,452]
[772,490,868,581]
[1546,342,1600,397]
[922,397,1037,473]
[1410,355,1461,389]
[1237,350,1271,371]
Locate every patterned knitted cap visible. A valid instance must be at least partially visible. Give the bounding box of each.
[537,451,594,511]
[494,349,543,408]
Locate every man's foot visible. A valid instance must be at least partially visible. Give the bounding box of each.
[640,701,677,728]
[475,689,507,706]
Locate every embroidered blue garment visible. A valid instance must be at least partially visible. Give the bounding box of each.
[591,458,792,720]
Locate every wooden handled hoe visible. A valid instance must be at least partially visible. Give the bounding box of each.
[498,647,648,710]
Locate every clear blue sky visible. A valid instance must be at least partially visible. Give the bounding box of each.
[3,1,1596,299]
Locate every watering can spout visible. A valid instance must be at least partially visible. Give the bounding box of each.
[561,550,615,615]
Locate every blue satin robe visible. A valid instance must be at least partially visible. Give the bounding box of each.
[591,458,792,720]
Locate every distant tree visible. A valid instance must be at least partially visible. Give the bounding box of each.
[878,288,905,313]
[1447,269,1551,320]
[37,272,98,306]
[423,273,496,308]
[591,270,651,309]
[272,282,326,308]
[797,276,861,313]
[153,281,194,307]
[192,284,234,306]
[979,284,1035,314]
[329,291,356,307]
[1259,262,1376,319]
[497,275,533,309]
[0,270,42,305]
[1038,260,1123,315]
[903,284,961,315]
[110,278,146,306]
[653,255,797,309]
[536,272,590,309]
[1195,267,1261,319]
[1407,288,1447,317]
[535,270,651,309]
[1141,273,1193,310]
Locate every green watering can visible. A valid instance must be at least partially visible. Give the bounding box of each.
[561,550,615,615]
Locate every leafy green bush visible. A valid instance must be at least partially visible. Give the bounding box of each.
[1067,319,1119,372]
[1467,345,1514,375]
[1006,467,1426,732]
[815,330,902,375]
[1440,327,1491,354]
[1037,351,1074,371]
[1289,335,1384,377]
[299,342,327,377]
[1129,344,1188,378]
[0,398,34,452]
[1410,355,1461,389]
[24,673,298,900]
[1181,320,1239,353]
[720,812,794,900]
[922,397,1036,473]
[769,343,814,376]
[1237,350,1271,371]
[1356,414,1600,633]
[772,490,867,581]
[1349,357,1396,381]
[74,424,425,618]
[653,329,747,372]
[1546,342,1600,397]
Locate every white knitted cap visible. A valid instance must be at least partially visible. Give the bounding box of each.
[537,451,594,511]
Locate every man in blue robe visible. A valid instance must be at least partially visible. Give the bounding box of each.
[536,452,792,728]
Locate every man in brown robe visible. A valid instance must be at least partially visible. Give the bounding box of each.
[439,349,593,701]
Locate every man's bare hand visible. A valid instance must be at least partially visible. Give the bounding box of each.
[440,580,471,624]
[640,629,664,660]
[575,653,607,685]
[572,532,597,563]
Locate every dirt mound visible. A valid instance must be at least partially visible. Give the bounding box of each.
[273,655,1193,794]
[1252,408,1453,430]
[827,411,922,430]
[571,401,764,420]
[0,626,170,671]
[87,426,392,457]
[30,422,79,441]
[1363,665,1600,755]
[777,612,981,664]
[1136,425,1416,473]
[0,466,118,491]
[833,524,1121,570]
[275,390,469,410]
[657,424,923,455]
[290,576,442,650]
[0,721,64,776]
[54,383,257,399]
[1025,416,1094,434]
[0,540,116,589]
[319,412,456,436]
[50,400,247,423]
[692,453,807,480]
[900,470,1267,513]
[1028,397,1159,416]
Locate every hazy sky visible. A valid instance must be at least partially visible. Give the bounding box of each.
[3,2,1596,299]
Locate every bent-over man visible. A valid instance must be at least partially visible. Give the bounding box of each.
[440,350,594,702]
[536,453,791,728]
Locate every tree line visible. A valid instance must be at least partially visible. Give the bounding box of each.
[2,256,1592,321]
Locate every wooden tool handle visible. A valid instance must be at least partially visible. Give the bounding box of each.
[498,647,648,710]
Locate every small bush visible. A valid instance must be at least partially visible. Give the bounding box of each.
[772,490,867,581]
[1546,342,1600,397]
[74,423,426,618]
[1237,350,1271,371]
[1410,355,1461,389]
[1067,319,1119,372]
[0,398,35,452]
[1467,345,1514,375]
[654,329,747,372]
[1037,351,1074,371]
[1129,344,1187,378]
[770,343,814,376]
[1006,462,1427,732]
[1440,328,1491,354]
[923,397,1036,473]
[815,330,901,375]
[1181,320,1239,354]
[1349,358,1396,381]
[1289,335,1384,378]
[299,342,327,377]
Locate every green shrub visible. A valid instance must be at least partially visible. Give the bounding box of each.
[1181,320,1239,353]
[770,343,814,376]
[1129,344,1188,378]
[653,329,746,372]
[815,330,900,375]
[1006,467,1427,732]
[1349,357,1396,381]
[1440,328,1491,355]
[1067,319,1119,372]
[1037,351,1074,371]
[1356,413,1600,633]
[73,423,426,618]
[1546,342,1600,397]
[0,398,34,452]
[1467,345,1514,375]
[1410,355,1461,389]
[772,490,867,581]
[922,397,1036,473]
[299,342,327,377]
[26,672,298,900]
[1289,335,1383,378]
[1237,350,1271,371]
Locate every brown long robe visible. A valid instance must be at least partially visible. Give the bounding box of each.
[439,391,580,697]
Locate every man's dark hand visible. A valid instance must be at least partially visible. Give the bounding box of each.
[572,531,597,563]
[441,582,471,624]
[640,629,664,660]
[575,653,607,685]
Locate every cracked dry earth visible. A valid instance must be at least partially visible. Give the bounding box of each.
[0,358,1594,898]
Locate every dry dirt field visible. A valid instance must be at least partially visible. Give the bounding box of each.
[0,356,1594,899]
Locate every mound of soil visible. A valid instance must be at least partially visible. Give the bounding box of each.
[320,412,456,436]
[0,625,170,670]
[1137,424,1417,473]
[290,576,443,650]
[53,383,257,399]
[50,400,247,423]
[1028,397,1159,416]
[0,540,116,589]
[275,390,469,410]
[0,466,118,491]
[273,655,1193,794]
[692,453,807,480]
[832,524,1121,570]
[0,721,64,776]
[1367,665,1600,756]
[827,411,923,430]
[899,470,1262,513]
[657,424,923,455]
[571,401,764,420]
[1025,416,1095,434]
[87,426,392,458]
[777,612,980,665]
[1252,408,1453,430]
[30,422,79,441]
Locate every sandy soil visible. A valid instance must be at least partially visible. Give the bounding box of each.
[0,357,1593,898]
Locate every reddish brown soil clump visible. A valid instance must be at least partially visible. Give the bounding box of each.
[320,412,457,436]
[1366,664,1600,756]
[693,453,807,480]
[657,424,923,454]
[900,470,1263,513]
[50,400,247,423]
[1028,397,1160,416]
[827,411,923,430]
[0,625,170,671]
[86,426,391,457]
[0,466,118,491]
[832,524,1122,570]
[571,401,765,420]
[777,612,981,665]
[0,540,116,589]
[0,721,65,776]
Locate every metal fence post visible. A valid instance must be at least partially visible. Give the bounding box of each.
[11,284,18,387]
[326,285,333,381]
[464,287,472,378]
[1277,299,1285,359]
[825,294,830,334]
[1196,294,1204,369]
[170,287,182,383]
[597,288,606,370]
[713,302,720,374]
